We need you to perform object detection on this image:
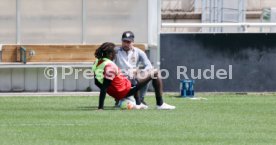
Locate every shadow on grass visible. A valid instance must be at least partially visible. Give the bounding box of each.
[169,95,190,99]
[77,106,118,111]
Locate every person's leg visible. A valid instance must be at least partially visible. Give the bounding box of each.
[114,98,120,107]
[143,72,175,109]
[144,71,163,106]
[139,82,150,105]
[126,70,163,106]
[115,78,138,107]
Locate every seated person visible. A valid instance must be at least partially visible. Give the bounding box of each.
[114,31,152,106]
[92,42,175,110]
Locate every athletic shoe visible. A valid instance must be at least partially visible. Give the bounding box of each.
[157,103,175,110]
[134,103,149,110]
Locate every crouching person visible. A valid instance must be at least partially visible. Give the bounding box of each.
[92,42,175,110]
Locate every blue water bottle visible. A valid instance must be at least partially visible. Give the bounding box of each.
[180,80,195,97]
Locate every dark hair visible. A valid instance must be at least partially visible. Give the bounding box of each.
[95,42,116,59]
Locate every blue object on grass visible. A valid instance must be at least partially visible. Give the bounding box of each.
[180,80,195,97]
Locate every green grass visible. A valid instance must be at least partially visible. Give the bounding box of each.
[0,93,276,145]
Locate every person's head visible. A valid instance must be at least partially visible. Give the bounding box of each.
[121,31,134,51]
[95,42,116,60]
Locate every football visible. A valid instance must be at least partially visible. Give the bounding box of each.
[118,98,135,110]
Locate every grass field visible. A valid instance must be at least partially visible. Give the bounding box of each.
[0,93,275,145]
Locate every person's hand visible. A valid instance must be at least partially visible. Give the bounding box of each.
[129,68,138,77]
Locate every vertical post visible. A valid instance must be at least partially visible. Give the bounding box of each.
[242,0,247,32]
[209,0,212,32]
[157,0,161,69]
[54,67,58,93]
[238,0,243,32]
[16,0,21,44]
[214,0,218,32]
[239,0,247,32]
[202,0,206,22]
[242,0,246,22]
[211,0,216,32]
[0,44,2,62]
[201,0,206,32]
[148,0,158,46]
[217,0,221,32]
[82,0,87,44]
[220,0,224,32]
[194,0,200,12]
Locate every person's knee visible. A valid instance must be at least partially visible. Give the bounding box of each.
[150,69,159,78]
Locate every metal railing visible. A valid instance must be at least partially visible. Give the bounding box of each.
[162,22,276,33]
[0,63,93,93]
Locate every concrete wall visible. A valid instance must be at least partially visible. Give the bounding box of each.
[0,0,155,44]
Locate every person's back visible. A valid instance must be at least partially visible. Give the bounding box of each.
[93,58,131,100]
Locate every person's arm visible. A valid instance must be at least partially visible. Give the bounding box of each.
[98,78,112,110]
[138,49,153,70]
